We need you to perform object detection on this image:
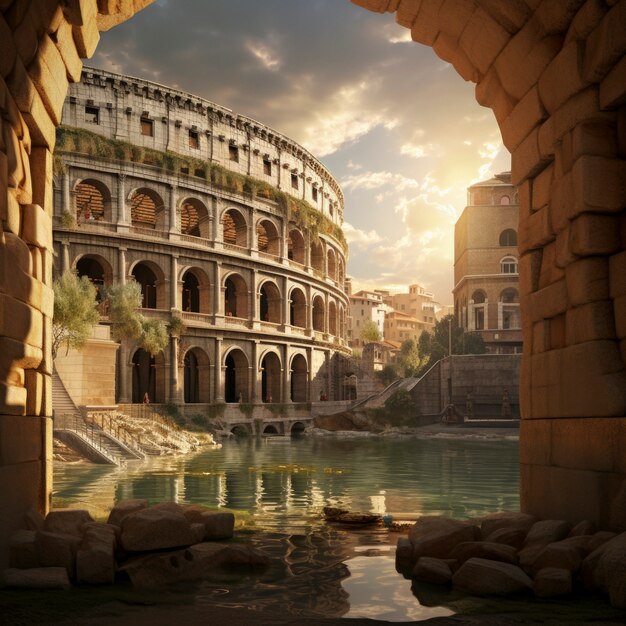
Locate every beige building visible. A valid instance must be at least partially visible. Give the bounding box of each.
[347,289,388,349]
[390,284,438,328]
[383,310,428,345]
[453,172,522,354]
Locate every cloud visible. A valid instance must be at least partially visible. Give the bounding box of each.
[246,39,282,71]
[341,171,420,192]
[343,222,383,248]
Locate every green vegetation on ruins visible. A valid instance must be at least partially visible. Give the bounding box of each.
[55,126,347,250]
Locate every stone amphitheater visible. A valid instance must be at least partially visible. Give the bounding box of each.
[53,67,351,414]
[1,0,626,572]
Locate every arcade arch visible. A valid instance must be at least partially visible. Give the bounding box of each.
[287,229,305,265]
[259,281,281,324]
[290,287,307,328]
[290,354,308,402]
[75,254,112,301]
[312,295,325,333]
[129,188,165,230]
[183,347,210,403]
[74,179,112,223]
[224,348,250,403]
[224,273,249,318]
[131,261,165,309]
[180,198,210,238]
[261,351,281,403]
[222,208,247,247]
[256,219,280,257]
[181,268,210,313]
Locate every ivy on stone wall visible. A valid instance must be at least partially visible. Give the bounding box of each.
[55,127,347,250]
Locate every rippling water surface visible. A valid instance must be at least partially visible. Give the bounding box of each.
[54,435,519,621]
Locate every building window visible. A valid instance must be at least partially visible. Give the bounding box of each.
[189,130,199,149]
[140,118,154,137]
[291,173,299,189]
[312,186,318,202]
[499,229,517,246]
[263,159,272,176]
[228,145,239,162]
[500,195,511,205]
[501,256,518,274]
[329,202,334,217]
[85,106,99,124]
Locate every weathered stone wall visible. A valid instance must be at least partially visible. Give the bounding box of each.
[0,0,153,567]
[353,0,626,529]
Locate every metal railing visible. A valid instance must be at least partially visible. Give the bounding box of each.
[85,412,146,459]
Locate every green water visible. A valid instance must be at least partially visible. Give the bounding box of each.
[53,435,520,622]
[54,435,520,526]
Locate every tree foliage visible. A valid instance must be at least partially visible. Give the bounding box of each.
[360,319,382,343]
[106,281,169,357]
[52,272,101,359]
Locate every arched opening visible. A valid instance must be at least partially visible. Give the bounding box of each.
[337,258,345,288]
[312,295,325,333]
[499,229,517,247]
[261,352,281,404]
[132,348,165,404]
[231,425,250,438]
[311,240,324,273]
[256,220,280,256]
[224,274,248,318]
[75,255,112,302]
[472,290,486,304]
[500,195,511,206]
[470,290,487,331]
[184,348,210,403]
[328,301,337,336]
[222,208,247,247]
[129,188,165,230]
[500,288,520,331]
[132,262,163,309]
[180,198,209,238]
[291,422,306,436]
[263,424,279,435]
[287,229,305,265]
[224,349,249,403]
[182,268,210,314]
[500,256,518,274]
[290,288,307,328]
[290,354,307,403]
[259,281,281,324]
[327,248,336,281]
[74,179,112,223]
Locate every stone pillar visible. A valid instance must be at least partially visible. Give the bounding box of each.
[61,241,70,273]
[169,336,180,403]
[62,173,71,218]
[213,262,223,322]
[250,269,258,328]
[281,276,290,331]
[117,173,127,225]
[118,248,127,284]
[251,341,260,403]
[497,301,503,330]
[214,338,224,403]
[118,344,131,404]
[170,255,178,310]
[282,346,290,404]
[168,184,177,235]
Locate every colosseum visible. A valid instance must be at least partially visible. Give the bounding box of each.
[52,67,353,426]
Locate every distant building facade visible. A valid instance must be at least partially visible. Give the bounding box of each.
[453,172,522,354]
[347,289,389,349]
[390,283,438,328]
[384,310,428,345]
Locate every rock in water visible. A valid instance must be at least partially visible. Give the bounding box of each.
[120,507,196,552]
[452,558,533,596]
[2,567,71,590]
[534,567,572,598]
[408,516,479,561]
[412,557,452,585]
[107,499,148,527]
[44,509,93,537]
[323,507,380,524]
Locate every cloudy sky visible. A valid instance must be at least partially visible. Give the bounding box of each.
[93,0,510,305]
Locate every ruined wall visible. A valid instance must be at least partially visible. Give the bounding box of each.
[353,0,626,529]
[0,0,153,566]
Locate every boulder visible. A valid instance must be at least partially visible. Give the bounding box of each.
[534,567,572,598]
[23,507,44,532]
[480,512,537,538]
[449,541,518,566]
[151,502,184,514]
[569,520,595,536]
[121,542,269,588]
[323,507,380,525]
[452,558,533,596]
[107,499,148,527]
[183,506,235,540]
[76,524,117,585]
[581,532,626,608]
[523,520,571,548]
[529,543,582,575]
[120,507,196,552]
[555,535,591,556]
[412,557,452,585]
[2,567,71,590]
[484,527,527,550]
[587,531,617,554]
[395,537,413,574]
[191,523,205,544]
[9,530,38,569]
[36,531,79,578]
[408,516,479,561]
[44,509,94,537]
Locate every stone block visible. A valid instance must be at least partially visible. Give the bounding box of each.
[528,279,568,322]
[549,314,566,349]
[587,531,618,554]
[532,320,550,353]
[120,507,195,552]
[0,293,43,347]
[538,242,565,289]
[548,170,572,234]
[583,1,626,83]
[452,558,533,596]
[9,529,38,568]
[481,512,537,538]
[45,509,94,537]
[494,20,561,101]
[535,0,586,36]
[476,0,529,33]
[450,541,518,566]
[36,530,79,577]
[412,556,452,584]
[182,506,235,541]
[534,567,572,597]
[0,413,42,465]
[609,251,626,298]
[566,256,610,306]
[432,32,477,83]
[566,300,616,344]
[570,520,595,537]
[572,120,618,163]
[600,55,626,109]
[13,8,39,67]
[484,527,528,550]
[565,0,606,44]
[76,525,116,585]
[512,126,550,184]
[555,228,578,269]
[2,567,71,589]
[0,14,16,78]
[530,543,582,575]
[438,0,475,41]
[54,19,83,83]
[519,204,554,254]
[475,67,516,124]
[24,506,44,532]
[395,536,413,574]
[531,162,553,211]
[21,203,52,249]
[524,519,572,548]
[570,213,620,256]
[518,249,542,295]
[615,295,626,339]
[27,34,68,126]
[30,147,52,216]
[408,516,479,560]
[538,40,589,114]
[519,419,552,464]
[459,7,509,75]
[408,0,443,47]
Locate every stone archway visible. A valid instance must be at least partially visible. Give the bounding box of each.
[1,0,626,564]
[351,0,626,530]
